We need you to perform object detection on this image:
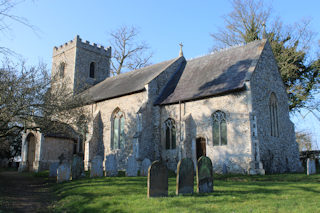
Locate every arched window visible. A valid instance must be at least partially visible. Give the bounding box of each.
[111,109,125,150]
[165,118,176,150]
[59,62,65,78]
[269,93,279,137]
[212,110,227,146]
[89,62,95,78]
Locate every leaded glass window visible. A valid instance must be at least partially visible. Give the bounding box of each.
[165,118,176,150]
[269,93,279,137]
[212,110,227,146]
[111,110,125,150]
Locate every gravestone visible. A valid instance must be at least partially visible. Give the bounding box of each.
[72,154,84,180]
[58,153,66,164]
[90,155,103,178]
[105,154,118,176]
[57,163,71,183]
[126,155,139,177]
[176,158,194,195]
[141,158,151,176]
[307,158,316,175]
[197,156,213,193]
[49,162,59,177]
[147,161,168,198]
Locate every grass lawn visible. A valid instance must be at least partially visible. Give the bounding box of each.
[49,173,320,213]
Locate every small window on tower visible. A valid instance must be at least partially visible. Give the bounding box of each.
[90,62,95,78]
[59,62,65,78]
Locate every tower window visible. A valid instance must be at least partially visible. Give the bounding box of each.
[59,62,65,78]
[90,62,95,78]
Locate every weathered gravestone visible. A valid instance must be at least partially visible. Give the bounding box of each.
[197,156,213,193]
[176,158,194,195]
[147,161,168,198]
[72,154,84,180]
[57,163,71,183]
[90,155,103,178]
[141,158,151,176]
[307,158,316,175]
[105,154,118,176]
[49,162,59,177]
[126,155,139,177]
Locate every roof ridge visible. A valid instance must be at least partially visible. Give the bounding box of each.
[187,39,264,62]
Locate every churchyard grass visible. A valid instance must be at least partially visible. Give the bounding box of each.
[50,173,320,213]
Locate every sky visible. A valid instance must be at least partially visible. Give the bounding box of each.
[2,0,320,148]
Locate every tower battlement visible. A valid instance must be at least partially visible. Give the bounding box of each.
[53,35,111,57]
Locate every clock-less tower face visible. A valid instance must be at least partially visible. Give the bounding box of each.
[52,35,111,95]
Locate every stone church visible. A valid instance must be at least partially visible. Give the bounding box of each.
[19,35,302,174]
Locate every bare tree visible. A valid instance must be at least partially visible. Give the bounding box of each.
[296,130,313,151]
[109,25,153,75]
[0,0,38,56]
[0,58,89,142]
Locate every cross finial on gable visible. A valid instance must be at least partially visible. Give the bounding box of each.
[179,42,183,57]
[262,22,267,39]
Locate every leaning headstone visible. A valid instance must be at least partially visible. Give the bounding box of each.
[57,163,71,183]
[72,154,84,180]
[307,158,316,175]
[126,155,139,177]
[105,154,118,177]
[197,156,213,193]
[147,161,168,198]
[141,158,151,176]
[49,162,59,177]
[176,158,194,195]
[90,155,103,178]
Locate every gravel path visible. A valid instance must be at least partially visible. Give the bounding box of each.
[0,170,56,213]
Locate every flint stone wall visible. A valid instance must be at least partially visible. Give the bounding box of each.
[250,41,302,174]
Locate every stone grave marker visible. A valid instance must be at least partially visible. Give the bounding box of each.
[90,155,103,178]
[126,155,139,177]
[141,158,151,176]
[72,154,84,180]
[147,161,168,198]
[197,156,213,193]
[49,162,59,177]
[105,154,118,176]
[57,163,71,183]
[307,158,316,175]
[176,158,194,195]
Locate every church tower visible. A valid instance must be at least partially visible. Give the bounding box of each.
[52,35,111,94]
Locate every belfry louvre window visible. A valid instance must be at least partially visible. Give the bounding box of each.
[165,118,176,150]
[212,110,227,146]
[269,92,279,137]
[89,62,95,78]
[111,109,125,150]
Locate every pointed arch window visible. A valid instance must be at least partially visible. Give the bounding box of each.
[165,118,176,150]
[212,110,227,146]
[111,109,125,150]
[89,62,95,78]
[269,93,279,137]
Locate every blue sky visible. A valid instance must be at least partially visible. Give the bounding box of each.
[3,0,320,147]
